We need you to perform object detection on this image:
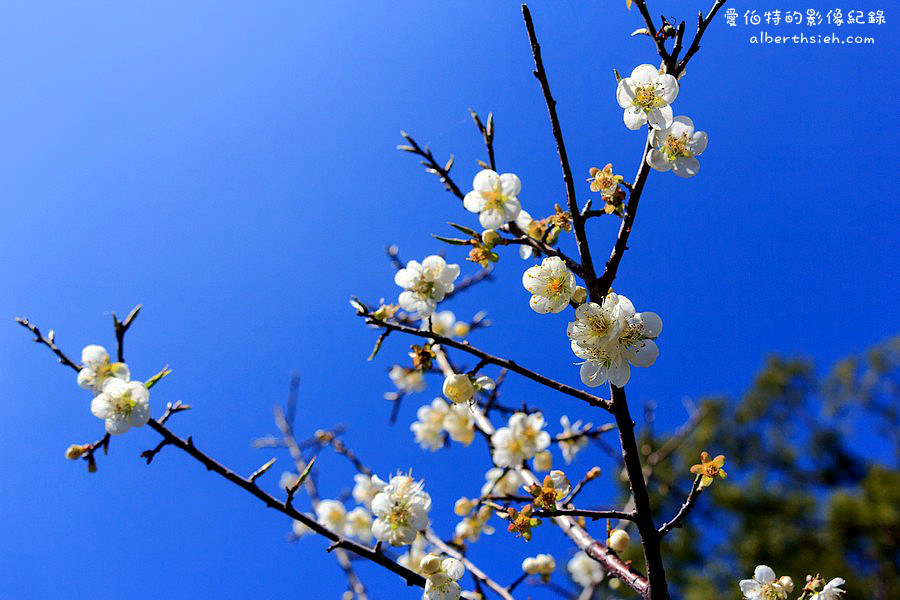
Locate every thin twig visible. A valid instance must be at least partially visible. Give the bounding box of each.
[673,1,728,78]
[15,317,81,372]
[397,131,464,200]
[658,475,704,537]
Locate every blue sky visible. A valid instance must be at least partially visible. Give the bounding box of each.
[1,1,897,598]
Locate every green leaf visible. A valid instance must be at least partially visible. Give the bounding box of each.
[433,235,470,246]
[448,222,478,237]
[144,366,172,389]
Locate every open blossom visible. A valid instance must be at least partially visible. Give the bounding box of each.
[533,449,553,471]
[291,518,313,538]
[616,64,678,130]
[411,398,449,451]
[463,169,522,228]
[344,507,374,543]
[567,551,604,587]
[395,255,460,317]
[442,373,474,404]
[352,473,386,509]
[421,310,459,337]
[442,404,475,446]
[389,365,426,393]
[811,578,845,600]
[522,256,576,314]
[421,555,465,600]
[90,379,150,435]
[740,566,797,599]
[647,115,708,178]
[77,344,130,394]
[454,505,494,543]
[558,416,591,464]
[569,292,662,388]
[371,472,431,546]
[481,467,525,497]
[522,553,556,578]
[315,499,347,532]
[491,412,551,467]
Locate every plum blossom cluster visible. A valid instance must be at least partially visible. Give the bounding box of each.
[395,255,461,317]
[77,344,151,435]
[616,63,708,177]
[420,554,465,600]
[491,411,551,468]
[567,292,662,387]
[739,565,846,600]
[371,471,432,546]
[411,398,475,450]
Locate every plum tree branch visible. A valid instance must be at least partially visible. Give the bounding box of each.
[658,475,704,537]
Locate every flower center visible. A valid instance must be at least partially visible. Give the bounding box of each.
[113,389,137,417]
[633,84,663,110]
[663,133,692,160]
[412,280,435,296]
[547,277,568,296]
[482,187,508,212]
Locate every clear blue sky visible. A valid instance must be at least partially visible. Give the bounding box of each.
[2,1,897,598]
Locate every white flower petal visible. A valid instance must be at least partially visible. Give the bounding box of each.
[672,156,700,178]
[754,565,777,585]
[499,173,521,197]
[624,106,646,130]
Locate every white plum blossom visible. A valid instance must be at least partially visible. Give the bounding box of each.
[442,373,474,404]
[522,256,576,314]
[481,467,526,497]
[442,404,475,446]
[567,551,605,587]
[522,553,556,577]
[395,256,461,317]
[740,566,792,600]
[371,472,431,546]
[533,449,553,472]
[390,365,426,394]
[491,412,551,467]
[421,555,465,600]
[568,293,662,388]
[90,379,150,435]
[454,505,494,543]
[291,518,313,538]
[421,310,459,337]
[607,529,631,553]
[344,506,374,543]
[463,169,522,229]
[77,344,130,394]
[352,473,386,509]
[647,115,708,178]
[315,499,347,532]
[411,398,449,451]
[616,64,679,130]
[811,578,846,600]
[558,416,591,464]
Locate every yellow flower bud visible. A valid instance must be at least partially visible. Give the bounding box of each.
[454,497,475,516]
[608,529,630,553]
[481,229,500,247]
[778,576,794,593]
[65,444,88,460]
[419,554,443,576]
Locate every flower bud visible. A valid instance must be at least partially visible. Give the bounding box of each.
[443,373,475,404]
[533,450,553,472]
[608,529,630,553]
[453,321,470,338]
[585,466,602,481]
[481,229,500,247]
[546,226,562,245]
[473,375,494,391]
[572,286,587,304]
[419,553,443,576]
[778,576,794,593]
[65,444,88,460]
[454,497,475,516]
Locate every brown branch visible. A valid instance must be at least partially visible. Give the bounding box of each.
[469,109,496,171]
[633,1,671,65]
[658,475,703,537]
[531,508,635,521]
[610,385,668,599]
[673,0,728,78]
[15,317,81,372]
[357,306,611,411]
[145,418,424,589]
[397,131,465,200]
[112,304,142,362]
[521,4,598,293]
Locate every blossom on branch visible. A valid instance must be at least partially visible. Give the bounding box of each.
[463,169,522,228]
[740,565,791,600]
[567,551,605,587]
[647,115,708,178]
[352,473,386,509]
[371,472,431,546]
[616,64,679,130]
[90,379,150,435]
[558,415,591,464]
[315,499,347,532]
[77,344,130,394]
[522,553,556,580]
[411,398,449,451]
[690,451,727,489]
[395,255,461,318]
[522,256,576,314]
[442,373,474,404]
[421,554,465,600]
[491,412,551,467]
[481,467,525,497]
[389,365,426,394]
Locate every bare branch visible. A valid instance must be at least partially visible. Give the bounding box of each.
[673,1,728,78]
[15,317,80,372]
[658,475,704,537]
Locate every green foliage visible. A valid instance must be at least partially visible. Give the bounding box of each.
[615,337,899,598]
